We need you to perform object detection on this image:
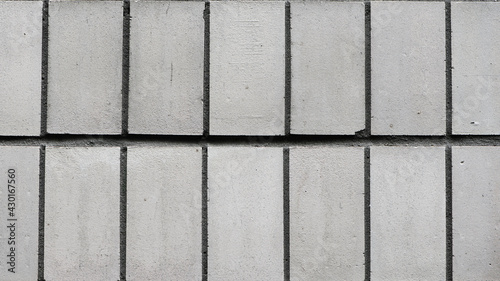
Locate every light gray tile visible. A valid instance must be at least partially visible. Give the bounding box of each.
[290,147,364,280]
[0,1,42,136]
[48,1,123,134]
[129,1,204,135]
[371,146,446,280]
[291,2,365,135]
[45,147,120,280]
[453,146,500,280]
[210,1,285,135]
[0,147,39,280]
[208,147,283,280]
[371,2,445,135]
[452,2,500,135]
[127,147,202,280]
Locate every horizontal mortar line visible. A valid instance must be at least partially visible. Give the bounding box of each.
[0,135,500,146]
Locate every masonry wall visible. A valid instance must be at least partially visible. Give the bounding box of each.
[0,0,499,280]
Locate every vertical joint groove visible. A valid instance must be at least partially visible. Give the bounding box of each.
[202,146,208,281]
[40,0,49,136]
[283,148,290,280]
[364,2,372,137]
[38,146,46,281]
[364,146,371,281]
[122,0,131,136]
[285,2,291,136]
[445,3,453,279]
[445,1,452,137]
[446,146,453,281]
[120,147,128,280]
[203,2,210,138]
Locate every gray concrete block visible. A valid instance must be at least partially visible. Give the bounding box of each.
[291,2,365,135]
[208,147,283,280]
[47,1,123,134]
[371,2,445,136]
[0,147,39,280]
[127,147,202,280]
[452,3,500,135]
[0,1,42,136]
[290,147,364,280]
[453,146,500,280]
[371,146,445,280]
[129,1,204,135]
[44,147,120,280]
[210,1,285,135]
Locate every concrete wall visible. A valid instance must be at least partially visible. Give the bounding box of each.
[0,0,499,280]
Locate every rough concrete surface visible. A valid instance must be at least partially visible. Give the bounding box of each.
[0,1,42,136]
[129,1,205,135]
[1,0,500,279]
[453,146,500,280]
[371,1,445,136]
[0,147,39,280]
[290,147,364,280]
[44,147,120,280]
[210,1,285,135]
[47,1,123,134]
[371,146,446,280]
[291,2,365,135]
[127,147,202,280]
[208,147,283,280]
[452,2,500,135]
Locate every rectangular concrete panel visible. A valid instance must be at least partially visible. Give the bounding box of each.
[208,147,283,280]
[452,3,500,135]
[290,147,364,280]
[0,1,42,136]
[210,1,285,135]
[291,2,365,135]
[44,147,120,280]
[129,1,204,135]
[47,1,123,134]
[453,147,500,280]
[371,2,445,135]
[0,147,39,280]
[127,147,202,280]
[371,146,445,280]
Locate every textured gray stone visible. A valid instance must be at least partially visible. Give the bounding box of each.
[45,147,120,280]
[452,3,500,135]
[371,2,445,135]
[127,147,202,280]
[0,1,42,136]
[210,1,285,135]
[291,2,365,135]
[453,146,500,280]
[129,1,204,135]
[208,147,283,280]
[371,146,446,280]
[290,147,364,280]
[47,1,123,134]
[0,147,39,280]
